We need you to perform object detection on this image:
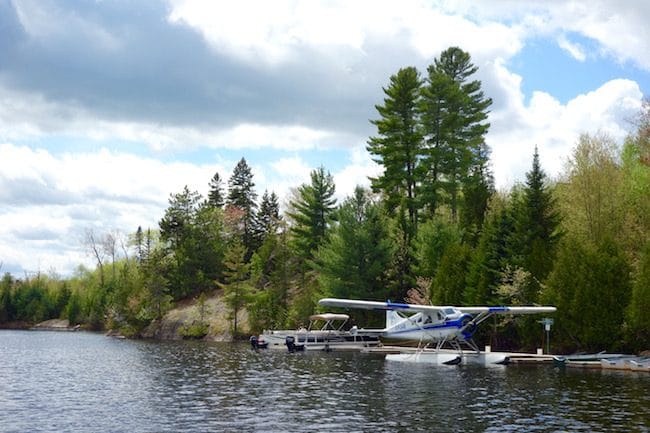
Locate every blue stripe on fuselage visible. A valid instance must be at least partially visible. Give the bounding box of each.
[489,307,509,312]
[387,319,463,335]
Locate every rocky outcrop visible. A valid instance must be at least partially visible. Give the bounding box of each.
[140,292,250,341]
[31,319,80,331]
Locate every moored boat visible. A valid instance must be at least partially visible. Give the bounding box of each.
[260,313,383,352]
[628,358,650,372]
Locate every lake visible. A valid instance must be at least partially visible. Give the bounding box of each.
[0,331,648,432]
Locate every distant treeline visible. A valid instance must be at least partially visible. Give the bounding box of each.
[1,47,648,353]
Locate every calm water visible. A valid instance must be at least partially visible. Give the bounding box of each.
[0,331,648,432]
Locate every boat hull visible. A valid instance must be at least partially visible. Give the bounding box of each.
[262,330,381,351]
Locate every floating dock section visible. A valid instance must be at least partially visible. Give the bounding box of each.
[362,346,554,366]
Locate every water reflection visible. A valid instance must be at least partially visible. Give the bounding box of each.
[0,331,648,433]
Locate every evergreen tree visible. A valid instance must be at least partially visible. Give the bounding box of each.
[420,47,492,220]
[460,143,494,241]
[134,226,144,264]
[287,166,337,260]
[159,186,224,298]
[226,158,258,258]
[511,147,562,294]
[254,190,281,244]
[465,195,516,305]
[208,171,225,208]
[249,225,294,331]
[431,242,471,305]
[414,217,463,279]
[367,66,423,233]
[315,187,393,302]
[543,237,631,352]
[221,240,252,337]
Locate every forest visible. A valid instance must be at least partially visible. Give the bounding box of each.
[1,47,648,353]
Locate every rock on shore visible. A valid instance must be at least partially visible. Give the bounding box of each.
[140,292,250,341]
[31,319,80,331]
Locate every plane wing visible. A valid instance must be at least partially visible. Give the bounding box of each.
[457,306,557,314]
[318,298,443,313]
[318,298,556,315]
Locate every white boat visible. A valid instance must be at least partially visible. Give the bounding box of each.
[260,313,383,352]
[600,357,634,370]
[628,358,650,372]
[386,352,461,365]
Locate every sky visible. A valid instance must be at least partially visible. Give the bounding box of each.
[1,0,649,277]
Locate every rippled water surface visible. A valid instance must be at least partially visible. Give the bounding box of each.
[1,331,648,432]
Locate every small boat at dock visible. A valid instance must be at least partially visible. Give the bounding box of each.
[259,313,383,352]
[628,358,650,372]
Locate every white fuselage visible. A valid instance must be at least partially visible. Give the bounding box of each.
[383,309,472,342]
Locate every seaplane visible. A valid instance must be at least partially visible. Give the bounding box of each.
[318,298,557,365]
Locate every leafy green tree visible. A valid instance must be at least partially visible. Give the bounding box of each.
[287,166,337,261]
[620,116,650,261]
[227,158,258,258]
[65,290,82,325]
[625,240,650,351]
[315,187,393,302]
[558,133,623,245]
[0,272,14,322]
[367,66,423,232]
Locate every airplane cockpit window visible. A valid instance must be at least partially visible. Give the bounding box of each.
[424,316,432,324]
[444,308,455,315]
[437,312,444,321]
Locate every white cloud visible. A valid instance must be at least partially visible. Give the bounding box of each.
[557,35,586,62]
[461,0,650,71]
[0,144,220,275]
[167,0,650,72]
[0,84,337,152]
[168,0,523,65]
[488,78,643,188]
[332,143,381,201]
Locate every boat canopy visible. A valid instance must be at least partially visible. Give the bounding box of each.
[309,313,349,322]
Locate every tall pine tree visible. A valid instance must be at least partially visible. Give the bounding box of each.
[287,166,337,261]
[511,147,562,289]
[226,158,258,258]
[367,66,423,234]
[420,47,492,221]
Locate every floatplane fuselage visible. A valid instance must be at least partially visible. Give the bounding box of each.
[318,298,557,365]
